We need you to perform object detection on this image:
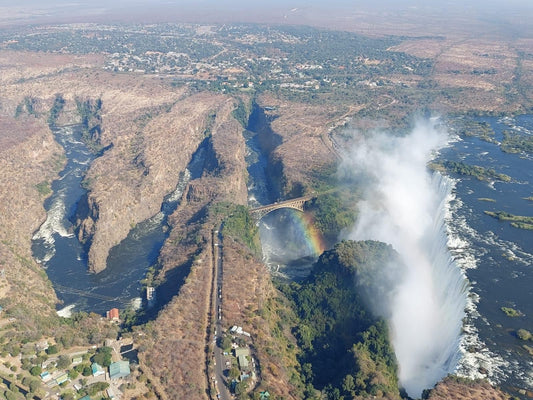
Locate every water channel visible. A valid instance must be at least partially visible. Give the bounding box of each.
[32,125,206,316]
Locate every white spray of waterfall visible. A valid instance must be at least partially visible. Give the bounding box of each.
[341,119,468,397]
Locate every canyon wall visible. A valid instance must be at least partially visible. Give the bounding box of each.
[0,114,62,324]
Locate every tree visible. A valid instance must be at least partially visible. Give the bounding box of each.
[60,392,75,400]
[221,336,232,351]
[91,346,113,367]
[9,383,19,393]
[29,379,41,393]
[4,390,18,400]
[235,380,249,398]
[517,329,532,341]
[342,375,355,396]
[229,367,240,380]
[46,345,58,355]
[56,355,71,369]
[86,381,109,396]
[29,366,42,376]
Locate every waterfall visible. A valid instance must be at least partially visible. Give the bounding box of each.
[341,120,468,397]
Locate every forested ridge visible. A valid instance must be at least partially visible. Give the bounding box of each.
[280,240,401,400]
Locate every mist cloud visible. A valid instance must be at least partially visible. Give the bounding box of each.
[340,119,467,397]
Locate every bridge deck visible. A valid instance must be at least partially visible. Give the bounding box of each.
[250,195,314,213]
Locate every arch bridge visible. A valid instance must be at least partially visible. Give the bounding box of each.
[249,195,315,221]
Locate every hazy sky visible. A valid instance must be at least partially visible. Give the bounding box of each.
[1,0,531,35]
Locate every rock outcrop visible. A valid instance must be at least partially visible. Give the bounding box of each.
[425,376,511,400]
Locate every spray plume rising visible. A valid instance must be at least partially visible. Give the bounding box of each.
[340,119,467,397]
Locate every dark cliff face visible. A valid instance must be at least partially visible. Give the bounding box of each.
[247,103,284,200]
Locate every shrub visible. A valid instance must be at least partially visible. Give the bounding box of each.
[517,329,532,341]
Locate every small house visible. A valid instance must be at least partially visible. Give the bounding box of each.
[40,371,51,382]
[109,360,130,379]
[106,308,119,321]
[55,372,69,385]
[91,362,105,377]
[46,379,57,388]
[237,354,249,370]
[72,356,83,365]
[107,387,116,399]
[234,348,250,358]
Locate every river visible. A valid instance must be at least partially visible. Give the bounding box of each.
[32,125,206,316]
[442,115,533,395]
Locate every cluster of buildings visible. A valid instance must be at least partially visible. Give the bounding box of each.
[91,360,131,380]
[229,325,251,337]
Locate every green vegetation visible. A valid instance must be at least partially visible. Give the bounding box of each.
[523,345,533,357]
[24,96,38,117]
[217,203,261,256]
[484,211,533,230]
[310,191,357,243]
[501,130,533,154]
[432,160,511,182]
[78,381,110,397]
[56,354,72,369]
[279,240,400,400]
[47,93,66,127]
[232,97,252,128]
[34,181,51,197]
[501,307,523,317]
[14,96,39,118]
[517,329,532,341]
[76,97,103,153]
[91,346,113,367]
[46,345,58,354]
[203,111,217,137]
[452,119,496,143]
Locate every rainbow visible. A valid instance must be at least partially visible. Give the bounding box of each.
[288,210,327,257]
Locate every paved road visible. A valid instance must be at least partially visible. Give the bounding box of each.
[212,229,232,400]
